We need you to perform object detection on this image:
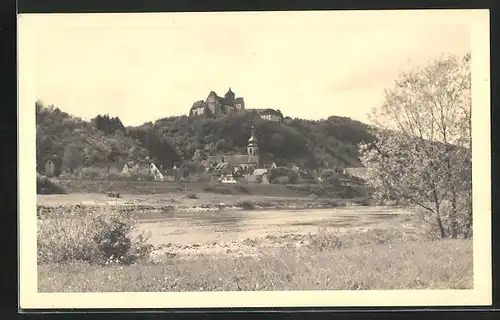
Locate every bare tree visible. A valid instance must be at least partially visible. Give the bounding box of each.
[360,53,472,239]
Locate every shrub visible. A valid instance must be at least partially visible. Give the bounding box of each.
[236,201,256,210]
[36,174,67,194]
[184,192,198,199]
[37,206,152,265]
[307,225,343,251]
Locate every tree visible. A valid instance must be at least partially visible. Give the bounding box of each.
[270,133,285,150]
[62,143,85,173]
[360,53,472,239]
[106,143,121,164]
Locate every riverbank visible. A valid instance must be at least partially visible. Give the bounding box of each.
[36,200,473,292]
[36,191,368,217]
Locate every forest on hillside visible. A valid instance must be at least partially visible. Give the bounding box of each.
[36,100,375,174]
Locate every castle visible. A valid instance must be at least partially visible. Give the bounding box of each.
[190,88,245,117]
[189,88,283,123]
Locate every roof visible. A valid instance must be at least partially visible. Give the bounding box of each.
[225,154,258,166]
[234,97,245,105]
[253,168,268,176]
[190,100,206,110]
[123,161,139,168]
[248,108,266,113]
[259,108,283,116]
[225,88,235,98]
[206,155,223,163]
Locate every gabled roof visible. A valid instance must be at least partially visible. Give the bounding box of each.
[225,88,235,98]
[225,154,258,166]
[259,108,283,117]
[206,155,223,163]
[190,100,206,110]
[248,108,266,113]
[253,168,268,176]
[123,161,139,168]
[206,91,225,102]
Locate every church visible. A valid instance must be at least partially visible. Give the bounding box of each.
[202,124,260,173]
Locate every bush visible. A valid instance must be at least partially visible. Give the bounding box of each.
[184,192,198,199]
[36,174,67,194]
[236,201,256,210]
[307,225,343,251]
[37,206,152,265]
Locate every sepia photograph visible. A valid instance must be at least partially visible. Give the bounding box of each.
[18,9,491,309]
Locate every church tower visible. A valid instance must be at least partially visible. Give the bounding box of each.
[224,87,235,103]
[247,124,259,157]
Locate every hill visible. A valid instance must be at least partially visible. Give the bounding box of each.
[147,112,374,169]
[36,101,375,174]
[36,101,150,173]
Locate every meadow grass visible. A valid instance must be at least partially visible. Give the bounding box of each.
[38,239,472,292]
[37,206,473,292]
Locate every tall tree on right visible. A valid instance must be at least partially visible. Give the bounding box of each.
[360,53,472,239]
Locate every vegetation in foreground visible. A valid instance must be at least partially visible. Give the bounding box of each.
[37,206,472,292]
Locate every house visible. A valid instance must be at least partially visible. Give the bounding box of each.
[252,168,270,184]
[246,108,283,123]
[190,88,245,117]
[258,109,284,123]
[220,174,237,184]
[44,159,55,177]
[120,158,165,181]
[44,155,61,177]
[148,162,165,181]
[190,100,206,116]
[121,161,140,176]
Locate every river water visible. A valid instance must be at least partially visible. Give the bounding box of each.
[137,206,411,246]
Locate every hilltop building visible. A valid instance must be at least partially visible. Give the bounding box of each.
[189,88,283,123]
[249,108,284,123]
[190,88,245,117]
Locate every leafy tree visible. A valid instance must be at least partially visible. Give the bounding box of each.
[360,53,472,239]
[270,133,285,150]
[62,143,85,173]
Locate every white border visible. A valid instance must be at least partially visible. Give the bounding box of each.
[18,9,491,309]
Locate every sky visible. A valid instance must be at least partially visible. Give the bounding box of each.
[23,10,472,126]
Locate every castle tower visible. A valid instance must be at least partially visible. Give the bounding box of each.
[224,87,235,103]
[247,124,259,157]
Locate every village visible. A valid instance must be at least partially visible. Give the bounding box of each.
[43,122,366,187]
[40,87,367,188]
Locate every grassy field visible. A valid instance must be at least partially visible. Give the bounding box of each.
[38,232,472,292]
[55,179,311,196]
[37,196,473,292]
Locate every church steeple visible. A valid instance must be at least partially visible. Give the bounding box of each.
[247,124,258,157]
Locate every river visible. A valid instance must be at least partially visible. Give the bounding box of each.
[137,206,411,246]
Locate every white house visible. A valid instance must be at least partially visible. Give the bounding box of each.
[121,161,140,176]
[149,163,165,181]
